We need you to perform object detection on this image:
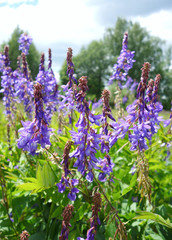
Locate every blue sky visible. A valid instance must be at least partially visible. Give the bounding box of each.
[0,0,172,76]
[0,0,38,8]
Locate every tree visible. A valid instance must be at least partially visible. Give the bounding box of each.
[104,18,172,109]
[59,18,172,109]
[104,18,166,81]
[60,40,111,99]
[1,26,40,79]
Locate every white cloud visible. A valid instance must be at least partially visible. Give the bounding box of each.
[0,0,34,3]
[0,0,104,46]
[0,1,172,72]
[131,10,172,44]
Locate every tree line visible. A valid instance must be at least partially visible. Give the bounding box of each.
[0,19,172,109]
[60,18,172,110]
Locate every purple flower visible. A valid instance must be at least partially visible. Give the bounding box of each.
[121,76,133,89]
[86,171,94,182]
[68,187,79,201]
[57,141,79,201]
[109,32,135,85]
[18,33,32,55]
[56,181,66,193]
[0,46,15,116]
[36,50,59,123]
[9,212,14,222]
[129,81,138,92]
[69,77,103,182]
[0,53,5,72]
[57,177,79,201]
[92,98,103,110]
[132,196,138,202]
[122,95,128,104]
[58,48,77,121]
[130,165,136,175]
[14,53,34,118]
[110,63,163,152]
[17,83,53,155]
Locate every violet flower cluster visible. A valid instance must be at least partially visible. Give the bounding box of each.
[0,46,15,116]
[109,62,163,152]
[92,98,103,110]
[0,53,5,72]
[18,33,32,55]
[69,76,102,182]
[98,89,115,182]
[14,53,34,118]
[36,50,59,122]
[57,140,79,201]
[17,83,53,155]
[45,49,59,122]
[109,32,135,85]
[59,48,77,123]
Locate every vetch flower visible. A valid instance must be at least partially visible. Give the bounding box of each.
[98,90,115,181]
[18,33,32,55]
[109,32,135,85]
[17,83,53,155]
[70,76,102,182]
[14,53,34,118]
[57,141,79,201]
[36,51,59,123]
[58,48,77,124]
[0,53,5,72]
[0,46,15,117]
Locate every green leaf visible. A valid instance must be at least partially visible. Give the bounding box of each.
[50,206,63,219]
[133,211,172,229]
[29,232,46,240]
[17,182,42,192]
[36,163,55,188]
[36,164,44,187]
[42,162,55,187]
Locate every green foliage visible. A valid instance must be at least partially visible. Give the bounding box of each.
[0,105,171,239]
[133,212,172,229]
[0,23,172,240]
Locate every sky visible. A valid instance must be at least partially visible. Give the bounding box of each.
[0,0,172,77]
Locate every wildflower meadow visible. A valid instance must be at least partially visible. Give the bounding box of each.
[0,32,172,240]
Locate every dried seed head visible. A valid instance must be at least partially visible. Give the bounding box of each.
[4,45,9,67]
[62,204,74,223]
[34,83,43,102]
[152,74,161,103]
[20,230,29,240]
[59,204,74,240]
[141,62,151,84]
[40,53,45,71]
[137,62,151,99]
[63,140,72,161]
[48,48,52,69]
[78,76,88,93]
[22,53,28,79]
[67,48,73,65]
[102,89,111,115]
